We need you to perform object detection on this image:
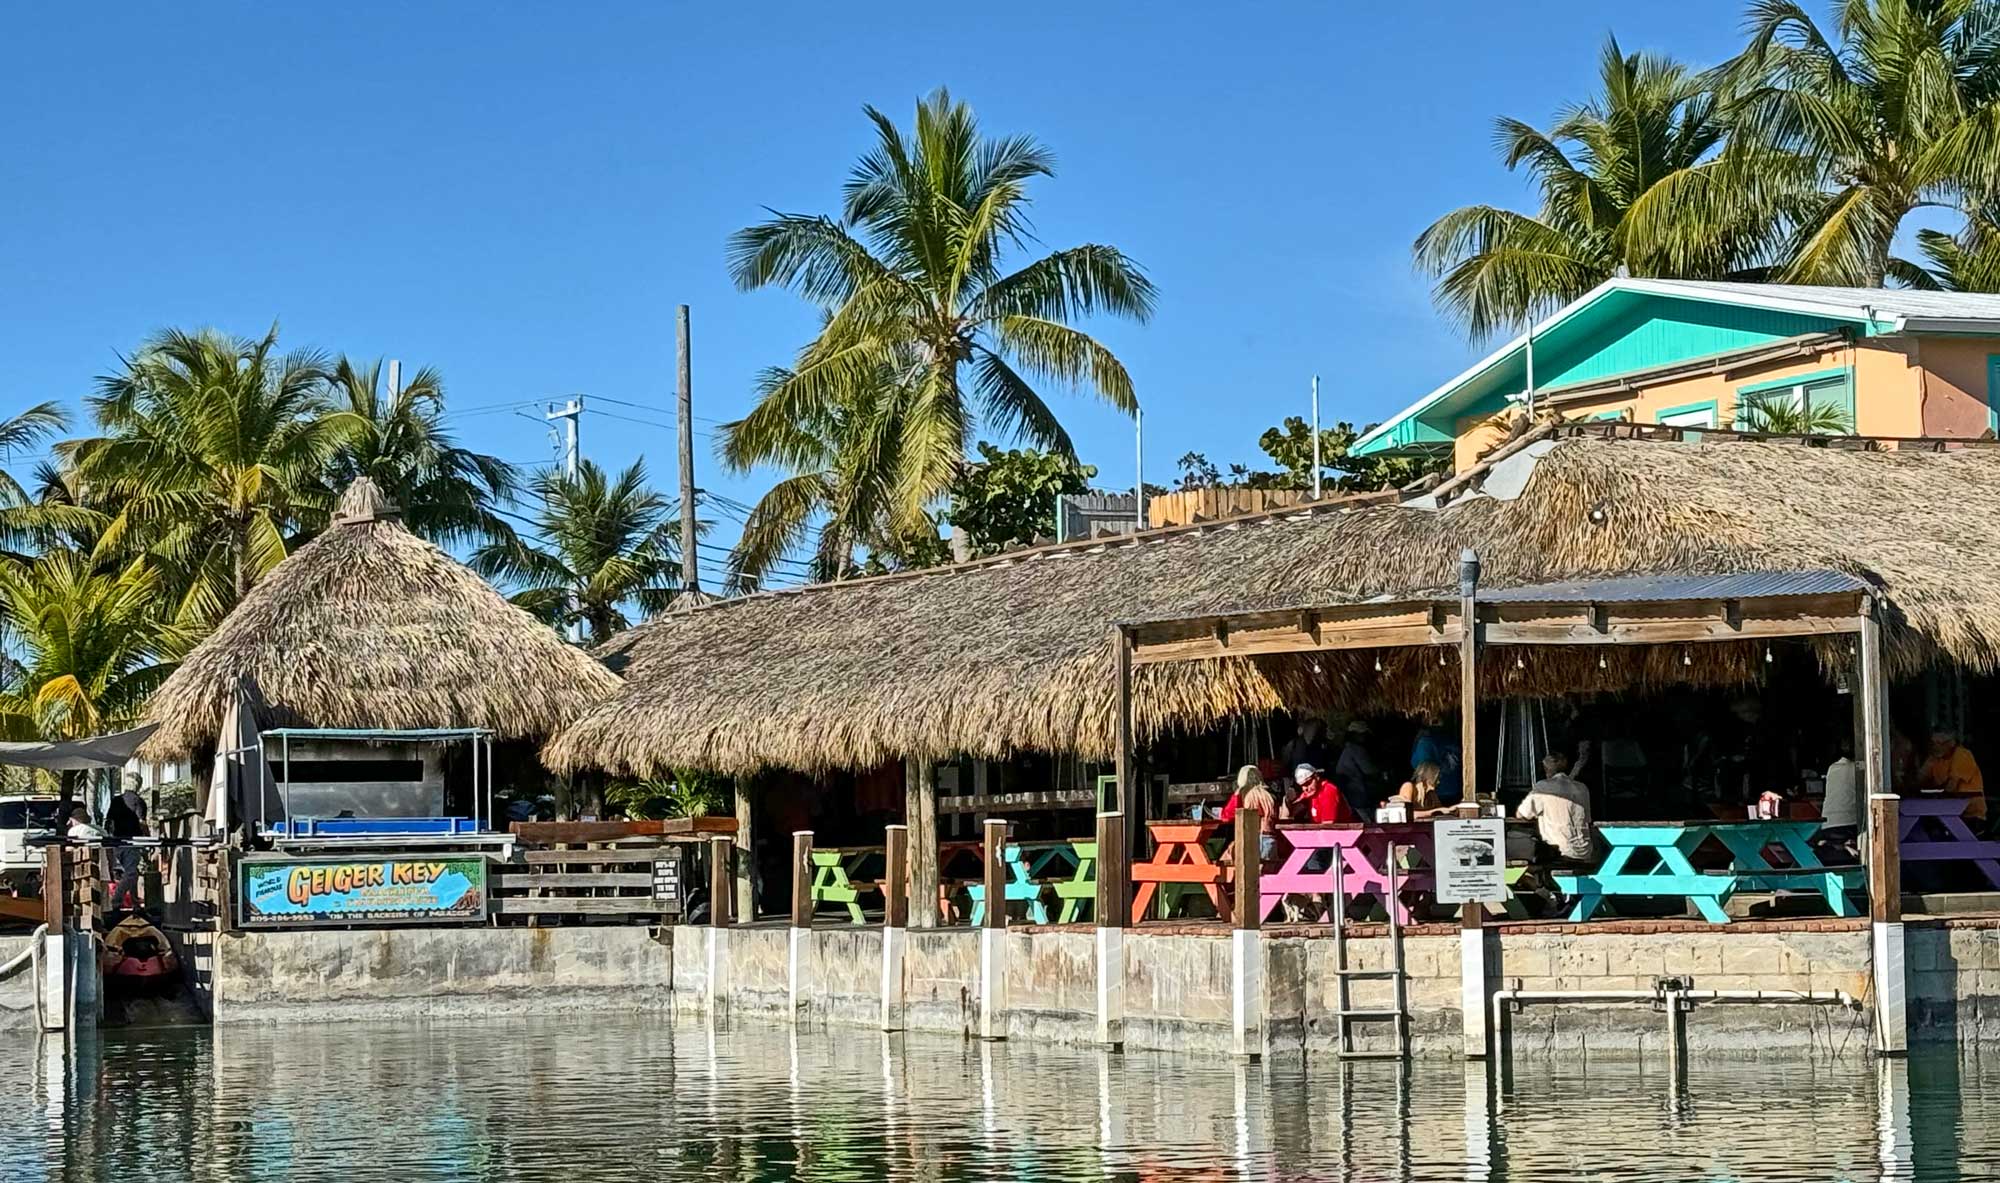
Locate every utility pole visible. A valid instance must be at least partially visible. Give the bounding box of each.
[1310,374,1322,500]
[1133,406,1145,532]
[676,305,701,600]
[546,396,583,641]
[388,358,401,402]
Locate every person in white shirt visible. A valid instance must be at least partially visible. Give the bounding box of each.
[65,805,107,843]
[1517,752,1595,864]
[1815,740,1860,860]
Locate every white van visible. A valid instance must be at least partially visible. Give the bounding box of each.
[0,796,64,891]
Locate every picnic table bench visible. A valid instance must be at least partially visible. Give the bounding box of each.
[808,846,885,923]
[1257,822,1437,925]
[964,840,1092,925]
[1900,795,2000,888]
[1130,820,1231,923]
[1553,819,1860,924]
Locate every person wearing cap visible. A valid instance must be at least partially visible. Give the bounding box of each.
[1292,763,1354,825]
[1334,720,1385,815]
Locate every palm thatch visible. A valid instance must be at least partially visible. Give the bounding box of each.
[140,478,622,760]
[547,435,2000,777]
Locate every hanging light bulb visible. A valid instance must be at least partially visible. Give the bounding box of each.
[1598,652,1607,670]
[1515,653,1525,669]
[1439,650,1447,666]
[1683,648,1693,666]
[1373,654,1382,672]
[1311,659,1322,675]
[1764,646,1773,664]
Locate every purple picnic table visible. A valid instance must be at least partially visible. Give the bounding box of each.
[1900,794,2000,888]
[1257,821,1436,925]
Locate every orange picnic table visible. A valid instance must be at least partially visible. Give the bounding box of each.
[1129,819,1233,923]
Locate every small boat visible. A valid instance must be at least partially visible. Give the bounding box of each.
[101,913,180,996]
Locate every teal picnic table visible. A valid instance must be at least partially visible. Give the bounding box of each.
[1553,819,1862,924]
[966,840,1089,925]
[808,846,884,924]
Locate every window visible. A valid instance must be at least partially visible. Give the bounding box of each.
[1656,402,1717,429]
[271,759,425,784]
[1734,369,1855,433]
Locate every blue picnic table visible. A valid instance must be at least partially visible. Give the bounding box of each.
[965,841,1083,925]
[1553,819,1862,924]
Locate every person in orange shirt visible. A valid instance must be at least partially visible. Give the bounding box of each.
[1918,730,1986,824]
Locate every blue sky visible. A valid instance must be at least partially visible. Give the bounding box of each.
[2,2,1759,588]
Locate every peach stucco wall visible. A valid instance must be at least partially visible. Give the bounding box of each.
[1914,336,2000,438]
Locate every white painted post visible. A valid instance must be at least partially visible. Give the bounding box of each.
[1230,805,1263,1058]
[978,818,1008,1041]
[789,831,812,1024]
[1094,811,1127,1049]
[881,824,909,1032]
[39,931,65,1032]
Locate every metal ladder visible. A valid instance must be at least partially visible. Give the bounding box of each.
[1330,841,1410,1059]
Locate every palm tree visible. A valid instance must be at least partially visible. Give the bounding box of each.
[473,459,689,645]
[724,88,1154,532]
[1737,393,1856,433]
[0,402,103,559]
[1415,36,1801,340]
[0,550,179,741]
[322,357,520,549]
[726,353,939,591]
[1914,205,2000,291]
[63,326,359,627]
[1722,0,2000,287]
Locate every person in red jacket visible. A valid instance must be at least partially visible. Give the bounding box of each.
[1292,763,1355,824]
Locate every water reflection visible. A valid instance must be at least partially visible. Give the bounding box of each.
[2,1016,1997,1181]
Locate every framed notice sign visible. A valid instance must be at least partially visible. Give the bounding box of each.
[651,852,682,908]
[238,856,489,927]
[1431,817,1507,903]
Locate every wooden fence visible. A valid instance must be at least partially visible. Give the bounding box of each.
[488,845,684,924]
[1146,486,1315,528]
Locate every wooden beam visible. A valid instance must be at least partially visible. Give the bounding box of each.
[708,835,734,927]
[1869,793,1901,925]
[1231,807,1260,931]
[790,831,814,929]
[884,824,909,928]
[905,757,939,928]
[983,818,1009,930]
[1116,626,1138,858]
[509,817,736,845]
[1480,614,1864,646]
[734,780,755,921]
[1095,811,1129,929]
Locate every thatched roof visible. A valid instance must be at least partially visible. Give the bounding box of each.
[545,435,2000,778]
[140,479,622,760]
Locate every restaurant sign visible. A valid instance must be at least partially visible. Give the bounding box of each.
[1431,816,1507,903]
[238,856,489,926]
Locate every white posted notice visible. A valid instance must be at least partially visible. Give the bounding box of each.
[1431,816,1507,903]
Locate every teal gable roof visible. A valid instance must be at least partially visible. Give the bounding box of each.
[1354,280,1889,458]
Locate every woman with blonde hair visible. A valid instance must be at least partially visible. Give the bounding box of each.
[1221,764,1282,864]
[1397,761,1452,818]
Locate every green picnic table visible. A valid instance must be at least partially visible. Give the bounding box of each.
[808,846,884,924]
[1553,819,1862,925]
[966,840,1094,925]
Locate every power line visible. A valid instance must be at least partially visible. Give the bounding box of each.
[590,394,727,426]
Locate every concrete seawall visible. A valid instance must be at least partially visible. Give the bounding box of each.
[134,914,2000,1056]
[0,935,42,1030]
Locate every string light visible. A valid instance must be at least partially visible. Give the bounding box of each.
[1764,646,1774,664]
[1439,650,1447,666]
[1598,652,1607,670]
[1373,654,1382,672]
[1515,653,1525,669]
[1683,648,1693,666]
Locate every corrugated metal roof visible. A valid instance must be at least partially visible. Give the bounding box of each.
[1642,280,2000,324]
[1478,569,1869,604]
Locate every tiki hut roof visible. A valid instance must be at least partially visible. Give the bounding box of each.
[545,434,2000,778]
[140,478,622,760]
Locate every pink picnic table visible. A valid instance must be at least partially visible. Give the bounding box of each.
[1900,794,2000,888]
[1257,821,1437,924]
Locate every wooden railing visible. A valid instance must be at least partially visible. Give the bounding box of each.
[489,846,684,923]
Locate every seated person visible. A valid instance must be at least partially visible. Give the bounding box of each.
[1292,763,1355,825]
[1917,730,1986,827]
[1393,762,1454,819]
[1516,752,1595,867]
[1812,740,1860,862]
[1219,766,1282,867]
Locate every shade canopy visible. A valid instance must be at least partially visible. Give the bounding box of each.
[0,723,159,771]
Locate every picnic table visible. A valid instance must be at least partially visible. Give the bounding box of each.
[964,840,1092,925]
[1553,819,1861,924]
[808,846,885,923]
[1130,820,1231,923]
[1257,822,1437,925]
[1900,795,2000,888]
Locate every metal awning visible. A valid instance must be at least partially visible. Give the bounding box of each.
[258,727,495,742]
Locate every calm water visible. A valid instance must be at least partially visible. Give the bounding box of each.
[2,1015,1996,1182]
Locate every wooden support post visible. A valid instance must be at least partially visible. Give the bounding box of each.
[1230,806,1263,1058]
[1457,550,1491,1060]
[1115,626,1139,862]
[708,835,733,927]
[1861,602,1906,1055]
[905,757,939,929]
[1095,810,1128,1049]
[788,830,812,1020]
[42,844,65,932]
[979,817,1008,1041]
[881,824,908,1031]
[705,834,733,1011]
[733,782,755,922]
